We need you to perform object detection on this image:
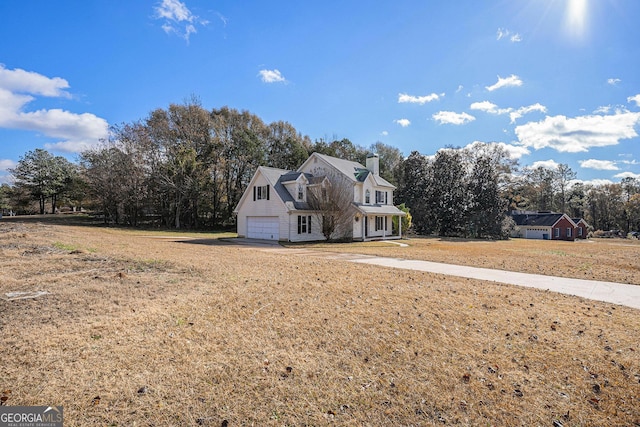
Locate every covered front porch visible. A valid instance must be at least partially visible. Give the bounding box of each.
[352,204,407,241]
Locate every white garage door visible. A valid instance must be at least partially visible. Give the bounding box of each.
[525,229,547,239]
[247,216,280,240]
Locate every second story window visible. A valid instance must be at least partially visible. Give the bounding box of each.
[375,190,387,204]
[297,184,303,200]
[254,185,269,200]
[365,189,370,204]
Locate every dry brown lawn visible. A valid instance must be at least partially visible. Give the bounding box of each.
[1,217,639,426]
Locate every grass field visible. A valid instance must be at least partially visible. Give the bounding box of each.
[1,216,639,426]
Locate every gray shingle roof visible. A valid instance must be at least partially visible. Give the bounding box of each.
[511,213,565,227]
[310,153,396,188]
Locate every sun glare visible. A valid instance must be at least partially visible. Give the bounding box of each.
[565,0,588,40]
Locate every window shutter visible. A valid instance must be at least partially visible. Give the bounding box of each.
[385,216,388,231]
[253,186,256,201]
[267,185,270,200]
[385,192,388,205]
[308,216,312,233]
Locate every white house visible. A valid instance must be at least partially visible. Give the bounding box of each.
[234,152,406,242]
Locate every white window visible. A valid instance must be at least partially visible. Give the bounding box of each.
[297,184,303,200]
[375,190,387,204]
[365,190,370,204]
[554,228,560,238]
[254,185,269,200]
[297,215,312,234]
[567,227,572,237]
[375,216,385,231]
[578,227,583,237]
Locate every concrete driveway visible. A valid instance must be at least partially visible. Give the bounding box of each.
[261,247,640,310]
[348,255,640,310]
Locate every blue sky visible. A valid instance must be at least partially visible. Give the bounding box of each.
[1,0,639,185]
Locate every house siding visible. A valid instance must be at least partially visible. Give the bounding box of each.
[574,220,588,239]
[236,174,288,240]
[287,213,329,242]
[551,217,576,241]
[236,153,403,243]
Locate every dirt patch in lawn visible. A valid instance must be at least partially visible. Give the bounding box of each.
[288,236,640,285]
[1,221,639,426]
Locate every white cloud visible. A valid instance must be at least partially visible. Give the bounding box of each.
[0,65,70,97]
[594,105,611,114]
[0,66,108,154]
[258,69,286,83]
[380,131,389,136]
[628,94,640,106]
[154,0,208,42]
[576,178,615,187]
[515,111,640,153]
[467,141,530,159]
[619,159,640,165]
[607,78,621,85]
[0,159,16,185]
[398,92,442,105]
[432,111,475,125]
[470,101,510,115]
[0,159,16,172]
[529,159,560,170]
[470,100,545,123]
[614,171,640,179]
[579,159,619,170]
[470,101,499,113]
[455,85,463,93]
[496,28,521,42]
[509,103,547,123]
[394,119,411,127]
[485,74,523,92]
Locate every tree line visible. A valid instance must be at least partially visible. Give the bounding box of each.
[1,100,401,229]
[2,99,639,236]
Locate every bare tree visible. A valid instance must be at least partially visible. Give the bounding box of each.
[306,174,354,241]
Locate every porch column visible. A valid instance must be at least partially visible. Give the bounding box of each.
[398,214,402,238]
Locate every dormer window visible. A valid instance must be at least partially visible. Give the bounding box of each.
[297,184,303,200]
[365,189,370,204]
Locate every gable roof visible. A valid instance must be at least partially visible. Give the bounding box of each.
[299,152,396,188]
[511,212,577,227]
[259,166,293,185]
[279,171,313,183]
[572,218,589,227]
[233,166,291,214]
[274,173,312,210]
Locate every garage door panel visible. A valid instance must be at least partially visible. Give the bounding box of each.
[525,229,547,239]
[247,216,279,240]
